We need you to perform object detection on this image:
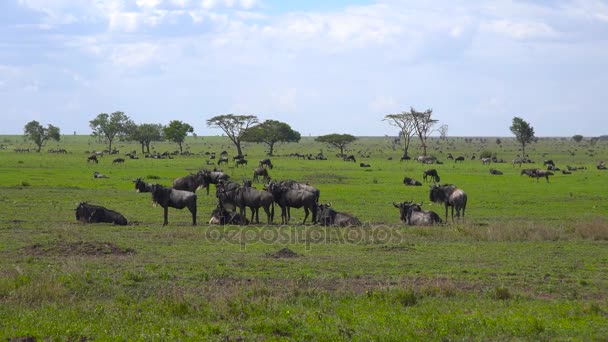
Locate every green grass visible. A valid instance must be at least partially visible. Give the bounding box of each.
[0,135,607,340]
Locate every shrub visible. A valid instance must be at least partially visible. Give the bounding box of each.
[493,286,512,300]
[20,181,30,187]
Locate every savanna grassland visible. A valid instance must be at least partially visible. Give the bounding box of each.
[0,134,607,341]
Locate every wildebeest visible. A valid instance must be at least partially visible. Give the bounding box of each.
[417,155,436,164]
[597,161,606,170]
[547,165,560,171]
[75,202,128,225]
[489,168,503,175]
[422,169,440,183]
[512,158,524,167]
[278,180,320,203]
[112,158,125,165]
[253,167,271,183]
[403,176,422,186]
[561,169,572,175]
[259,158,273,169]
[343,155,356,162]
[400,155,411,162]
[429,184,467,222]
[393,201,441,226]
[521,169,553,182]
[149,184,197,225]
[217,156,229,166]
[359,163,371,168]
[481,157,492,165]
[316,203,362,226]
[454,156,465,163]
[93,171,108,179]
[208,205,249,225]
[133,178,153,193]
[235,159,248,167]
[267,181,318,224]
[223,181,274,224]
[173,172,205,193]
[544,159,555,167]
[200,169,230,195]
[87,155,98,164]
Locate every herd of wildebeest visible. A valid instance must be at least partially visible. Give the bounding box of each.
[74,149,607,228]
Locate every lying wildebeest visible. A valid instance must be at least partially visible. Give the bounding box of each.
[454,156,465,163]
[173,172,205,193]
[267,181,318,224]
[253,167,270,183]
[429,184,467,222]
[343,155,356,162]
[316,203,362,226]
[597,161,606,170]
[200,169,230,195]
[543,159,555,167]
[360,163,371,168]
[489,168,503,175]
[423,169,440,183]
[75,202,128,225]
[235,159,248,167]
[93,171,108,179]
[149,184,197,225]
[112,158,125,165]
[393,201,441,226]
[259,158,273,169]
[208,205,249,225]
[216,181,274,224]
[561,169,572,175]
[547,165,560,171]
[403,176,422,186]
[87,155,98,164]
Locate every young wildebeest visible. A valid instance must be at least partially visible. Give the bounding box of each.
[200,169,230,195]
[216,181,274,224]
[149,184,197,225]
[112,158,125,165]
[208,205,249,225]
[87,154,98,164]
[93,171,108,179]
[393,201,441,226]
[253,167,271,183]
[173,172,205,193]
[259,158,273,169]
[429,184,467,223]
[403,176,422,186]
[422,169,440,183]
[489,168,503,175]
[75,202,128,225]
[267,181,318,224]
[316,203,362,226]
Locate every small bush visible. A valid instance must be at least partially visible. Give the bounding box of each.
[493,286,512,300]
[20,181,30,187]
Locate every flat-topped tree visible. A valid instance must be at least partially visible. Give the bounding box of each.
[315,133,357,156]
[510,117,536,159]
[89,111,133,152]
[383,112,416,158]
[207,114,259,156]
[241,120,301,156]
[409,107,438,156]
[126,123,164,154]
[24,120,60,152]
[163,120,194,154]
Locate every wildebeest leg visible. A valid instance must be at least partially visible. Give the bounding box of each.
[163,206,169,226]
[444,204,449,223]
[263,205,271,224]
[302,208,309,225]
[189,205,197,225]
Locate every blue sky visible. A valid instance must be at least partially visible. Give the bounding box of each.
[1,0,607,137]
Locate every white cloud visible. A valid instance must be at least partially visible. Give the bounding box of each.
[136,0,162,8]
[110,43,160,67]
[481,19,557,39]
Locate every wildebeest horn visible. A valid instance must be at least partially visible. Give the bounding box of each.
[328,202,332,207]
[392,201,399,207]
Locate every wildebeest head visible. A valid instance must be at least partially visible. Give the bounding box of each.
[133,178,152,193]
[393,201,420,223]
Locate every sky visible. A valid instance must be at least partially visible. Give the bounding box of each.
[1,0,607,137]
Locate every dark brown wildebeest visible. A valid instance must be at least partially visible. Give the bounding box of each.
[446,153,453,160]
[277,180,320,203]
[267,181,318,224]
[200,169,230,195]
[112,158,125,165]
[597,161,606,170]
[359,163,371,168]
[455,156,465,163]
[216,181,274,224]
[400,155,411,162]
[235,159,248,167]
[149,184,197,225]
[75,202,128,225]
[259,158,273,169]
[403,176,422,186]
[489,168,503,175]
[429,184,467,222]
[343,155,356,162]
[253,167,270,183]
[561,169,572,175]
[87,154,98,164]
[544,159,555,167]
[173,172,205,193]
[547,165,560,171]
[422,169,440,183]
[521,169,553,182]
[393,201,441,226]
[217,156,229,166]
[134,178,153,193]
[208,205,249,225]
[93,171,108,179]
[316,203,362,227]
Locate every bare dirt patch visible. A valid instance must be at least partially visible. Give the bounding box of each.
[266,247,301,259]
[24,241,135,257]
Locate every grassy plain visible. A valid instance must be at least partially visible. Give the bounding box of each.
[0,134,607,340]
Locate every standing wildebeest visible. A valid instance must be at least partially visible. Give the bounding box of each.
[521,169,553,182]
[217,181,274,224]
[200,169,230,195]
[235,159,248,167]
[422,169,440,183]
[455,156,465,163]
[134,178,153,193]
[481,157,492,165]
[393,201,441,226]
[278,180,320,203]
[149,184,197,225]
[489,168,503,175]
[343,155,356,162]
[512,158,524,167]
[259,158,273,169]
[253,167,271,183]
[75,202,128,225]
[543,160,555,167]
[267,182,318,224]
[597,161,606,170]
[417,155,436,164]
[403,176,422,186]
[87,155,98,164]
[217,156,229,166]
[316,203,362,226]
[93,171,108,179]
[400,155,411,162]
[112,158,125,165]
[208,205,249,225]
[173,172,205,193]
[429,184,467,222]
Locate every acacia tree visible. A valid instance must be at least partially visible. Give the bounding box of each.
[89,111,133,152]
[572,134,583,143]
[126,123,164,154]
[410,107,438,156]
[207,114,259,156]
[163,120,194,154]
[23,120,60,152]
[315,133,357,156]
[383,112,415,157]
[510,117,536,159]
[241,120,301,156]
[438,124,448,140]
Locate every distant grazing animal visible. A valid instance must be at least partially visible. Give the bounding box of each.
[393,201,441,226]
[417,155,436,164]
[149,184,197,225]
[343,155,356,162]
[543,160,555,167]
[359,163,371,168]
[400,155,411,162]
[253,167,271,183]
[446,153,453,160]
[173,172,205,193]
[235,159,248,167]
[93,171,108,179]
[217,156,229,166]
[403,177,422,186]
[429,184,467,222]
[75,202,127,226]
[547,165,560,171]
[259,158,273,169]
[112,158,125,165]
[561,169,572,175]
[454,156,465,163]
[422,169,440,183]
[512,158,523,167]
[233,155,245,161]
[199,169,230,195]
[597,161,606,170]
[87,155,98,164]
[521,169,553,182]
[316,203,362,227]
[267,181,318,224]
[215,181,274,224]
[489,168,503,175]
[481,157,492,165]
[208,205,249,225]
